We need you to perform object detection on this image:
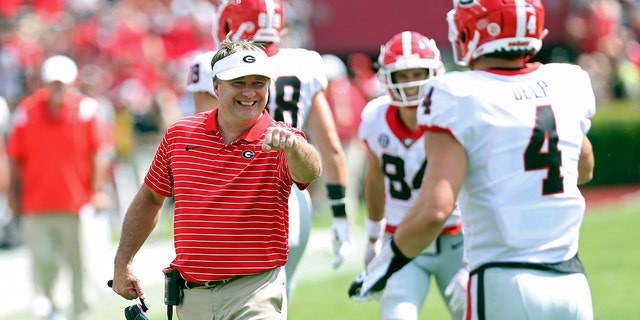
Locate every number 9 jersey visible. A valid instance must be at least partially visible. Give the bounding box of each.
[416,62,596,271]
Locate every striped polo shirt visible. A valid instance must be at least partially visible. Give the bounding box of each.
[145,108,309,283]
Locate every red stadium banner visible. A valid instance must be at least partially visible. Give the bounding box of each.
[310,0,571,57]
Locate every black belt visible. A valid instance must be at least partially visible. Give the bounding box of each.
[182,275,243,289]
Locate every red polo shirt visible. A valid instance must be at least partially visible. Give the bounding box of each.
[7,88,111,214]
[145,109,309,282]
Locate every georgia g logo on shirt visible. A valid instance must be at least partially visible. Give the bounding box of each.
[242,150,255,159]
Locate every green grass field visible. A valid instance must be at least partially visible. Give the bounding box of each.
[288,197,640,320]
[577,201,640,319]
[5,196,640,319]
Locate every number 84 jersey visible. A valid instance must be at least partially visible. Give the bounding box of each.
[358,95,461,229]
[416,62,596,269]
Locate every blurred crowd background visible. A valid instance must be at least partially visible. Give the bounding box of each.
[0,1,639,319]
[1,0,640,246]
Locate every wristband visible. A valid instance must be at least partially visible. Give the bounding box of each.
[389,237,412,272]
[365,218,383,240]
[326,184,347,217]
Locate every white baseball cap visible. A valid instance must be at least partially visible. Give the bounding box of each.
[41,55,78,84]
[212,50,275,81]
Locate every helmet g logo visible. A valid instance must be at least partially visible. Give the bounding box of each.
[487,23,501,37]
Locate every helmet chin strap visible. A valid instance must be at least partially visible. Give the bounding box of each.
[464,30,481,66]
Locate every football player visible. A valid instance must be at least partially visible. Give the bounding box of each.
[354,31,467,320]
[186,50,217,114]
[350,1,596,319]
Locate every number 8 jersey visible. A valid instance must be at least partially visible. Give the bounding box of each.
[416,62,596,270]
[264,48,327,129]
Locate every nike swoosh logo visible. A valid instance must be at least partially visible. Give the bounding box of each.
[451,240,463,250]
[185,145,199,151]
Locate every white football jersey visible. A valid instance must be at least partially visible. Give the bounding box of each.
[359,95,461,228]
[417,63,596,270]
[265,48,328,129]
[186,51,216,97]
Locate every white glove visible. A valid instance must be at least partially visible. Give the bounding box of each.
[364,218,383,266]
[331,217,351,269]
[347,270,382,302]
[348,238,412,301]
[364,240,379,266]
[444,267,469,314]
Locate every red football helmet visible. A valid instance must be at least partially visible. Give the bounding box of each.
[214,0,284,46]
[448,0,546,66]
[378,31,445,107]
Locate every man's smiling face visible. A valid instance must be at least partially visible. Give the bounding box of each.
[214,74,270,123]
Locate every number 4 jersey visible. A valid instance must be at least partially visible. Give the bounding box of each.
[417,62,596,270]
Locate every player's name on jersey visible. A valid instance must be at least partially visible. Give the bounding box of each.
[512,80,548,100]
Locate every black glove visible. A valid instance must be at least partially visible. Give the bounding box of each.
[348,238,412,301]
